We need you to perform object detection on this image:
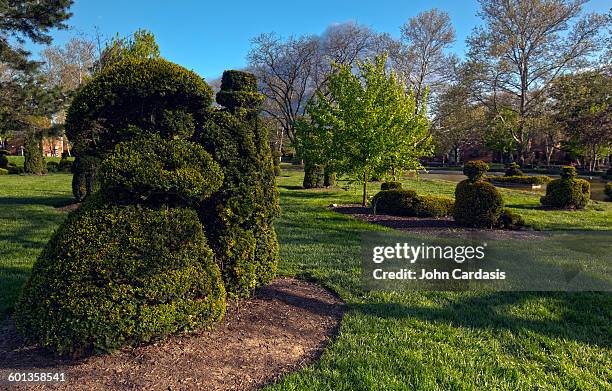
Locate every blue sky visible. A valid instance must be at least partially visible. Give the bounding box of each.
[27,0,611,81]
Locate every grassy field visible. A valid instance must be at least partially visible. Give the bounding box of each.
[0,170,610,389]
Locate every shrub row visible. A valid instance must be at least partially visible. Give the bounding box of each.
[487,175,552,185]
[372,189,454,218]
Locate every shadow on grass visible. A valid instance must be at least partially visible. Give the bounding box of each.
[353,291,612,348]
[0,196,73,208]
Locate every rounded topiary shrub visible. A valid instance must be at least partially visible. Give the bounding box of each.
[463,160,489,182]
[605,182,612,201]
[65,58,214,200]
[15,200,226,356]
[497,208,525,229]
[540,173,590,209]
[372,189,453,217]
[453,180,504,228]
[303,162,324,188]
[381,181,402,190]
[504,162,523,177]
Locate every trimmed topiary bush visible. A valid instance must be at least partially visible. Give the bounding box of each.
[272,150,281,176]
[15,200,226,356]
[454,180,504,227]
[23,132,46,175]
[16,136,228,356]
[323,167,336,187]
[0,168,8,175]
[303,162,324,188]
[605,182,612,201]
[65,58,214,200]
[46,161,59,173]
[381,181,402,190]
[497,208,525,229]
[463,160,489,182]
[488,175,552,185]
[372,189,453,217]
[196,70,280,297]
[504,162,523,177]
[540,167,590,209]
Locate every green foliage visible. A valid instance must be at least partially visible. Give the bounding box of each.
[454,180,504,227]
[0,154,7,168]
[497,208,525,229]
[541,177,590,209]
[58,157,72,172]
[195,70,279,297]
[605,182,612,201]
[98,29,161,71]
[0,168,8,175]
[381,181,402,190]
[297,54,431,205]
[46,161,59,173]
[65,58,213,199]
[303,162,324,188]
[463,160,489,182]
[6,163,23,174]
[560,166,577,179]
[215,70,264,111]
[99,136,223,205]
[23,132,46,175]
[15,202,226,356]
[488,175,552,185]
[504,162,523,177]
[71,155,100,202]
[372,189,453,217]
[323,167,336,187]
[272,150,281,176]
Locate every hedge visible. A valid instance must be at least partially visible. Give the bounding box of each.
[454,180,504,227]
[487,175,552,185]
[303,162,324,188]
[381,181,402,190]
[372,189,454,218]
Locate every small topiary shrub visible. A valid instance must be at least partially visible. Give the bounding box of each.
[0,168,8,175]
[453,180,504,228]
[463,160,489,182]
[58,157,72,172]
[497,208,525,229]
[540,170,590,209]
[372,189,453,217]
[46,161,59,173]
[23,132,46,175]
[324,167,336,187]
[272,150,281,176]
[0,151,8,168]
[303,162,324,188]
[604,182,612,201]
[504,162,523,177]
[381,181,402,190]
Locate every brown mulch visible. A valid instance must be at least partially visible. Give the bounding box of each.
[0,278,344,391]
[334,204,546,240]
[54,202,80,212]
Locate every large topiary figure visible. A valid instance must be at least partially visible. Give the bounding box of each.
[454,160,504,227]
[540,166,590,209]
[65,58,214,201]
[196,70,279,297]
[16,137,227,355]
[504,162,524,177]
[303,162,324,188]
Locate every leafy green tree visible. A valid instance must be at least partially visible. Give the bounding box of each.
[550,69,611,170]
[298,55,431,205]
[96,29,160,72]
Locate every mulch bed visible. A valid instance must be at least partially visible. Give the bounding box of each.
[0,278,344,390]
[333,204,546,240]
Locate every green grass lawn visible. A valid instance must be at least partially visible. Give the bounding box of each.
[0,170,610,389]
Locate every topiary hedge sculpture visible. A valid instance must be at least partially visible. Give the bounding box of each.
[540,166,590,209]
[504,162,523,177]
[454,160,504,227]
[15,137,227,356]
[303,162,324,188]
[65,58,214,201]
[196,70,280,298]
[372,189,454,217]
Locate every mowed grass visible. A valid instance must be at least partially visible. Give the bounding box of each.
[0,169,610,389]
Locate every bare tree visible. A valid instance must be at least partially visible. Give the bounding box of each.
[398,8,457,110]
[247,22,386,153]
[467,0,609,164]
[41,34,97,91]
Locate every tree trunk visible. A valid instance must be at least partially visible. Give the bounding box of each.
[362,171,367,207]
